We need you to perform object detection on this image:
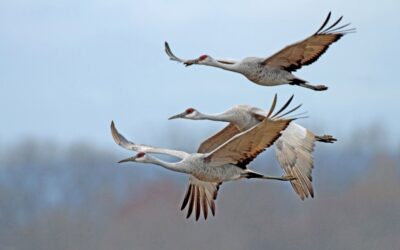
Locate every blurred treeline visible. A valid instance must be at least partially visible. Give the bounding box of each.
[0,124,399,250]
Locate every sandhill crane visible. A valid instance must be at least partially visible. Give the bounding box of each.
[168,95,337,200]
[111,99,298,220]
[165,12,355,91]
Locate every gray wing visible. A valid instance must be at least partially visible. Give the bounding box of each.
[274,122,316,200]
[180,176,221,221]
[262,12,355,72]
[111,121,189,159]
[165,41,188,63]
[205,117,293,168]
[197,123,241,154]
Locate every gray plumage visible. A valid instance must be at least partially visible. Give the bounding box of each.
[165,12,355,91]
[111,115,295,220]
[168,95,337,200]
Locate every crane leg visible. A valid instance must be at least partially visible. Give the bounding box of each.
[258,175,296,181]
[244,171,296,181]
[315,134,337,143]
[289,78,328,91]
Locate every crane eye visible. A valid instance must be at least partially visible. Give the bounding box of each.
[186,108,195,114]
[199,55,208,61]
[136,152,145,158]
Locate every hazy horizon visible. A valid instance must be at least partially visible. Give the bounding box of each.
[1,125,399,250]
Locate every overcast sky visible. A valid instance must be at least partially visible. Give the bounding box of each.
[1,0,399,149]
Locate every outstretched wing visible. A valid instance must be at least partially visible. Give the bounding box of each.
[262,12,355,72]
[197,123,241,153]
[165,41,188,63]
[181,176,221,220]
[250,94,303,122]
[111,121,189,159]
[205,117,293,168]
[199,95,302,157]
[274,123,316,200]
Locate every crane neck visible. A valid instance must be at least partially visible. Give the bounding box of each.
[144,155,190,174]
[143,147,189,160]
[196,112,234,123]
[204,59,239,72]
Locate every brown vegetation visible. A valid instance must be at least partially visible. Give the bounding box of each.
[0,127,399,250]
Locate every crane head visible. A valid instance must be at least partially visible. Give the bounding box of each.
[196,55,211,65]
[198,55,209,61]
[118,152,146,164]
[168,108,199,120]
[184,55,210,66]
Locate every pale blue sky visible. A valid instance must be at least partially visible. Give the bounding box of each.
[1,0,399,148]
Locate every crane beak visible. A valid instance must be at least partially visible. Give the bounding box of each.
[118,156,137,164]
[184,59,198,66]
[168,112,186,120]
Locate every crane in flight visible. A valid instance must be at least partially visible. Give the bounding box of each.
[111,97,301,220]
[165,12,354,91]
[168,95,337,200]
